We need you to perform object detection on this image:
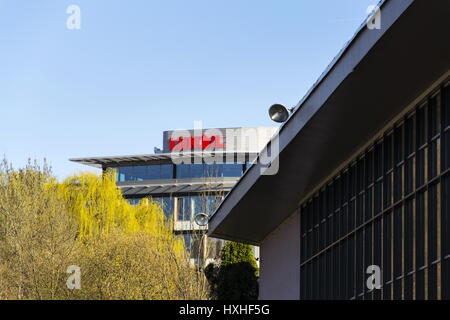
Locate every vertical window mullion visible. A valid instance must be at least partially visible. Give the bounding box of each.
[298,81,448,300]
[383,211,393,299]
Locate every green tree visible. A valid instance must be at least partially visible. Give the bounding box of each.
[206,241,259,300]
[0,159,209,300]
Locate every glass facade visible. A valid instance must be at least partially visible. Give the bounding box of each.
[180,233,225,259]
[177,196,223,221]
[127,197,174,219]
[300,81,450,300]
[127,195,221,221]
[115,156,252,264]
[128,195,225,261]
[115,163,245,182]
[175,163,244,179]
[116,164,173,182]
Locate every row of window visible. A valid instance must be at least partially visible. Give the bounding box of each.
[114,162,250,182]
[128,196,226,261]
[117,164,173,182]
[127,197,174,219]
[127,195,223,221]
[300,81,450,299]
[177,196,223,221]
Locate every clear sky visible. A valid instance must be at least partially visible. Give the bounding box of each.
[0,0,375,179]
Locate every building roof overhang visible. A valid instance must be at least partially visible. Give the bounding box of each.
[70,151,259,168]
[118,177,239,197]
[208,0,450,245]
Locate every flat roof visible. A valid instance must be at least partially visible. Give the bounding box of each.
[70,151,259,168]
[118,177,239,197]
[208,0,450,244]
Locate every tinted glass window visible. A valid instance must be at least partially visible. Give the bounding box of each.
[444,85,450,128]
[161,197,174,218]
[223,163,243,177]
[176,198,183,220]
[115,165,174,181]
[208,196,222,215]
[190,164,204,178]
[204,163,223,177]
[147,165,159,180]
[117,162,245,181]
[176,164,191,178]
[119,166,134,181]
[191,196,204,214]
[127,198,140,205]
[161,164,173,179]
[299,82,448,300]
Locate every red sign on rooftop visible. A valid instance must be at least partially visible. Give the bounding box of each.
[169,135,225,151]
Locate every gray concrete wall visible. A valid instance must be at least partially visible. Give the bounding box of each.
[259,210,300,300]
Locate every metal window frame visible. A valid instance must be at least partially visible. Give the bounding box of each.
[300,79,450,300]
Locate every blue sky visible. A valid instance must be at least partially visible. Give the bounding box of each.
[0,0,375,179]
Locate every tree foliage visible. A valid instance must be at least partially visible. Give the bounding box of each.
[205,241,259,300]
[0,159,208,300]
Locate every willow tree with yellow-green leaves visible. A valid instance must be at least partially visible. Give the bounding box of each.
[58,170,182,244]
[0,159,208,300]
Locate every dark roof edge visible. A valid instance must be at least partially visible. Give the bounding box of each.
[208,0,416,241]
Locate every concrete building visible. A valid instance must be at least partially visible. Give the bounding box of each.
[208,0,450,299]
[70,126,276,264]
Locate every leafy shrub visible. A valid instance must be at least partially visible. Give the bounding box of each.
[0,159,208,300]
[205,241,259,300]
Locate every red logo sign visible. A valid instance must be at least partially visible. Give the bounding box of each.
[170,135,225,151]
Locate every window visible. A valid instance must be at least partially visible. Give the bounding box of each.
[444,86,450,171]
[176,195,223,221]
[127,198,140,205]
[176,164,191,179]
[207,196,222,215]
[161,164,173,179]
[177,197,190,221]
[382,211,392,299]
[300,80,449,300]
[204,163,223,177]
[127,197,175,219]
[182,234,191,249]
[161,197,174,219]
[115,165,174,182]
[223,163,243,177]
[174,163,243,179]
[442,175,450,300]
[146,165,159,180]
